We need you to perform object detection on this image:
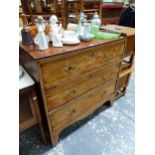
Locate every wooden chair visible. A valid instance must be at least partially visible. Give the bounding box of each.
[19,66,46,143]
[20,0,67,28]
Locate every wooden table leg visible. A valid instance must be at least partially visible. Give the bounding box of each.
[31,89,47,144]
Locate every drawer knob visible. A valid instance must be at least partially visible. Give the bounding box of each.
[88,94,92,98]
[64,65,75,72]
[105,53,112,60]
[67,89,77,95]
[105,52,116,60]
[68,109,76,116]
[89,74,93,79]
[102,75,107,81]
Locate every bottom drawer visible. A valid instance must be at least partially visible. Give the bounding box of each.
[49,80,116,132]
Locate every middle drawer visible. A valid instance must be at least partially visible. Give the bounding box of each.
[45,63,120,112]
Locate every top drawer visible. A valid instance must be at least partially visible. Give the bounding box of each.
[41,41,125,87]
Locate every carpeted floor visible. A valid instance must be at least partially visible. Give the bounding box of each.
[20,73,135,155]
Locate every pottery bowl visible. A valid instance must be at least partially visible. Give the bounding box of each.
[80,34,94,42]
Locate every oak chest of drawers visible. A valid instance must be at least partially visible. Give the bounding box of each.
[20,38,126,146]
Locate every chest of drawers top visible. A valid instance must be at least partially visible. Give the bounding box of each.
[20,38,125,61]
[101,25,135,37]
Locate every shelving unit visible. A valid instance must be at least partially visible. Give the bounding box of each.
[20,0,67,28]
[94,3,124,25]
[65,0,102,25]
[20,0,126,28]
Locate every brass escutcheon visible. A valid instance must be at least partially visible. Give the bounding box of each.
[68,109,76,116]
[64,65,75,72]
[67,89,77,95]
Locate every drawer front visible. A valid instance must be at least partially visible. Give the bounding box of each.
[41,41,124,87]
[49,81,116,132]
[45,63,120,111]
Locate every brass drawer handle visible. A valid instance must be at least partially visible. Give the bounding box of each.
[88,93,92,98]
[89,73,93,79]
[105,53,112,60]
[68,109,76,116]
[102,75,107,81]
[67,88,77,96]
[105,52,116,60]
[64,65,75,72]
